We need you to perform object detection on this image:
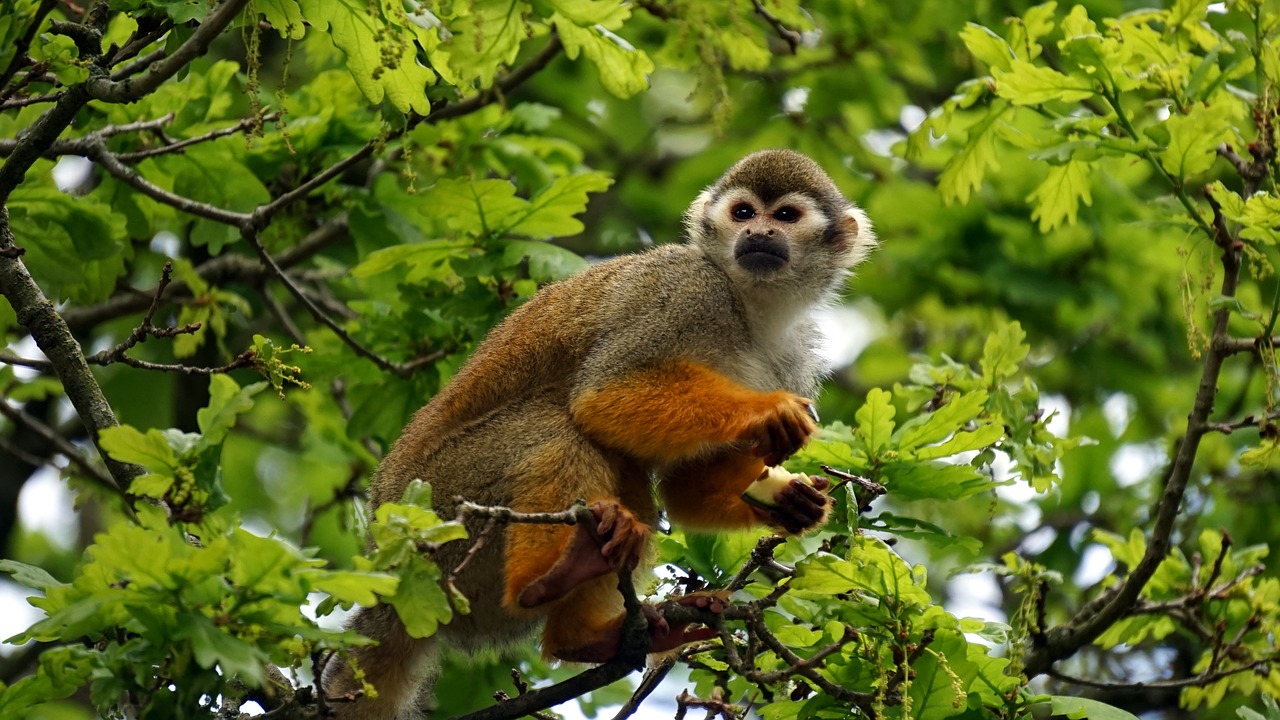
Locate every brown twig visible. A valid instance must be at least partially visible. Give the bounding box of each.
[675,689,738,720]
[0,206,140,492]
[0,396,120,497]
[116,113,280,161]
[751,0,802,53]
[61,218,348,332]
[88,137,254,225]
[1219,336,1280,355]
[1047,654,1277,691]
[610,656,676,720]
[0,0,57,96]
[239,226,430,377]
[105,19,174,72]
[726,535,787,591]
[0,92,62,110]
[820,464,887,501]
[1023,146,1258,679]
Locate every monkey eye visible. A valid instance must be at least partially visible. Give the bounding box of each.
[773,207,800,223]
[731,203,756,221]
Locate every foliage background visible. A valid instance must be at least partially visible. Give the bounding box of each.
[0,0,1278,719]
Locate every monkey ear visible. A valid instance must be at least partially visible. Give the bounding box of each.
[683,189,715,240]
[840,205,877,268]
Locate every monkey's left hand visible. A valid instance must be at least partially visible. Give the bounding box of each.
[755,475,831,534]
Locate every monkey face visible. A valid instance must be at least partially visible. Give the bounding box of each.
[692,187,839,284]
[684,150,877,294]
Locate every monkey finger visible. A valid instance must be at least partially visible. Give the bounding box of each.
[777,486,824,520]
[765,421,786,462]
[808,475,831,492]
[643,605,671,637]
[792,480,830,504]
[770,512,806,535]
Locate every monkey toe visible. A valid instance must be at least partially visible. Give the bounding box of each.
[592,500,650,570]
[671,590,731,614]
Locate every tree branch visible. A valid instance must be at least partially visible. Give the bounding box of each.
[0,0,57,96]
[751,0,802,53]
[0,207,139,495]
[1047,654,1277,691]
[87,136,253,225]
[0,396,120,496]
[1023,226,1245,678]
[83,0,252,103]
[58,218,347,332]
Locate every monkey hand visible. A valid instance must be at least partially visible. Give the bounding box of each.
[517,499,650,609]
[744,470,831,534]
[743,394,818,466]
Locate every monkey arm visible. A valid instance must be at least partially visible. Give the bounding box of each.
[570,359,816,465]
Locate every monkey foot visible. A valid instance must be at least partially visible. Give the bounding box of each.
[517,499,651,609]
[553,593,727,663]
[648,591,728,653]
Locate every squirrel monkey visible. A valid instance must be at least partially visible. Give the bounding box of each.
[324,149,876,719]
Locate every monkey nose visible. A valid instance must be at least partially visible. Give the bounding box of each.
[734,234,790,274]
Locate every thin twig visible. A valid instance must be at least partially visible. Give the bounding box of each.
[106,20,174,72]
[88,137,253,225]
[0,397,123,498]
[116,113,280,161]
[1219,336,1280,355]
[751,0,801,53]
[239,226,424,376]
[62,218,348,332]
[1047,654,1277,691]
[0,92,62,110]
[0,0,57,96]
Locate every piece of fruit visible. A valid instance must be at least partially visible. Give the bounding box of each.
[741,466,814,510]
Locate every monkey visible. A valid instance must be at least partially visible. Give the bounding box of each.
[323,149,876,719]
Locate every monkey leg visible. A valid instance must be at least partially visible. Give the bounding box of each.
[324,604,439,720]
[542,578,723,663]
[570,360,817,465]
[511,499,651,609]
[661,450,831,534]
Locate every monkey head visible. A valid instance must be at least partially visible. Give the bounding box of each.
[685,149,876,295]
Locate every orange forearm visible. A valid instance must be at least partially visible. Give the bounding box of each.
[659,450,768,531]
[570,360,787,462]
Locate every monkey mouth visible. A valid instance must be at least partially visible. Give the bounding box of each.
[734,236,789,274]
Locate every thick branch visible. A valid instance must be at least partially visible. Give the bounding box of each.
[0,85,91,203]
[83,0,252,103]
[1023,243,1243,677]
[0,207,139,494]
